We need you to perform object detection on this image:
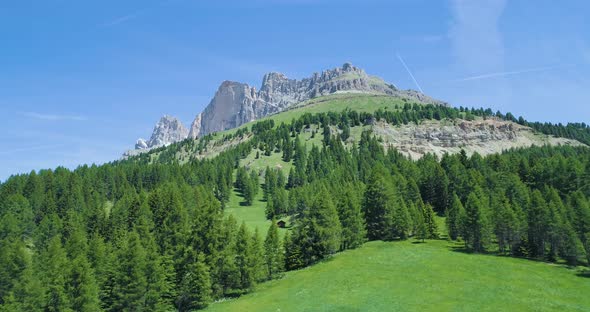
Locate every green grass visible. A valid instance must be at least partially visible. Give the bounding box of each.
[224,188,287,237]
[206,239,590,312]
[217,94,405,138]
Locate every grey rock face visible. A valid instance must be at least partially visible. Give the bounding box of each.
[188,113,203,139]
[135,138,148,150]
[144,115,188,149]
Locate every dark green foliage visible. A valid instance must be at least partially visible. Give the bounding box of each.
[292,188,342,266]
[446,194,464,240]
[337,185,366,250]
[462,191,492,252]
[176,253,212,311]
[363,165,393,240]
[264,222,284,279]
[421,202,438,239]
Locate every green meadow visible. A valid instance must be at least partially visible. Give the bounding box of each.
[206,239,590,312]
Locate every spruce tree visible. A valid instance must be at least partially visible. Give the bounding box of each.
[297,188,342,265]
[462,192,492,252]
[176,253,212,312]
[235,222,255,292]
[250,228,266,282]
[42,236,72,312]
[337,185,366,250]
[446,194,464,240]
[264,222,284,279]
[111,231,147,311]
[283,231,304,271]
[363,165,392,240]
[422,203,438,239]
[68,255,101,312]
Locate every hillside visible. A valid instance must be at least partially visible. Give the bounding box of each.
[3,79,590,312]
[205,240,590,312]
[132,93,584,165]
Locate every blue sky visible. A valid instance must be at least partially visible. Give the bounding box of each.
[1,0,589,180]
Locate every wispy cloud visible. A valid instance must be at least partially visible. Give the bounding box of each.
[450,64,574,82]
[21,112,88,121]
[396,53,424,93]
[449,0,507,73]
[0,144,67,155]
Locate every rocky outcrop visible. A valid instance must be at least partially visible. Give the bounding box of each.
[134,115,188,151]
[135,138,148,150]
[188,113,202,139]
[373,118,583,159]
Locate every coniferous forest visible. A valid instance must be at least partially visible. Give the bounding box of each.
[1,104,590,311]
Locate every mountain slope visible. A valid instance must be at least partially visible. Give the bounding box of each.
[133,93,584,164]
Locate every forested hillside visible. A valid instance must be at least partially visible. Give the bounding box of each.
[1,102,589,311]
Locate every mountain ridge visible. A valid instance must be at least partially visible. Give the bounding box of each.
[127,63,446,155]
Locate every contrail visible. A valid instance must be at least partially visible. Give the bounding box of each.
[396,53,424,93]
[99,0,176,28]
[451,64,573,82]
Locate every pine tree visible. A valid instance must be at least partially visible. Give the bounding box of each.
[391,196,411,240]
[415,206,427,242]
[462,192,492,252]
[297,188,342,265]
[176,253,212,312]
[446,194,464,240]
[41,236,72,312]
[264,222,284,279]
[528,190,550,257]
[111,231,147,311]
[363,165,393,240]
[283,231,304,271]
[422,202,438,239]
[235,222,255,292]
[250,228,266,282]
[69,255,101,312]
[337,186,366,250]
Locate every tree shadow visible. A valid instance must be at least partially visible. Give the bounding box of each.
[576,270,590,278]
[412,241,426,244]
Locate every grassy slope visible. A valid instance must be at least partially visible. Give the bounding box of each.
[216,94,405,138]
[206,239,590,312]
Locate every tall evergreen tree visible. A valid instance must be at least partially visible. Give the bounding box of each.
[296,188,342,265]
[235,223,255,292]
[111,231,147,311]
[41,236,72,312]
[337,185,366,250]
[363,165,393,240]
[176,253,212,312]
[446,194,464,240]
[462,192,492,252]
[264,222,284,279]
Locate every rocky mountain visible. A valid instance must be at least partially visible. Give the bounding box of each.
[129,63,446,154]
[188,63,445,138]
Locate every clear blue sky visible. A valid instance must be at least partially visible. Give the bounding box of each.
[1,0,589,181]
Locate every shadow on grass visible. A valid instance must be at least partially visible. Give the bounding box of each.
[576,270,590,278]
[412,241,426,244]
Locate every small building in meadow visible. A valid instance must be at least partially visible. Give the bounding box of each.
[277,220,286,228]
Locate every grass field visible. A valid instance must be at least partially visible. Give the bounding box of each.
[224,188,289,237]
[206,239,590,312]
